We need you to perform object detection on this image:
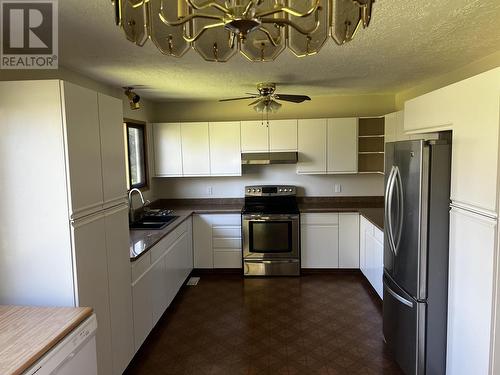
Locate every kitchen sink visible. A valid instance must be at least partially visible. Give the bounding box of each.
[129,215,178,230]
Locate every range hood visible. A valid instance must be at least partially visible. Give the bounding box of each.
[241,152,298,165]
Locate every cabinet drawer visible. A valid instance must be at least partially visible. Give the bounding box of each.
[213,237,242,249]
[212,226,241,238]
[131,252,151,284]
[301,213,339,225]
[214,250,242,268]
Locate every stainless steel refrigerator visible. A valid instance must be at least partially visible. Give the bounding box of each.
[383,139,451,375]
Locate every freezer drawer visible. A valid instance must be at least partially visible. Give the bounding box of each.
[383,273,425,375]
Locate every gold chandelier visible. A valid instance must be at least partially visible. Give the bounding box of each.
[113,0,374,62]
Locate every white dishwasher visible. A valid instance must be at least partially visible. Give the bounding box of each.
[24,314,98,375]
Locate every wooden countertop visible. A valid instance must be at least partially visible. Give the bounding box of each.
[0,306,93,375]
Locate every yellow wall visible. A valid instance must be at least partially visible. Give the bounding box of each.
[396,50,500,109]
[151,94,396,123]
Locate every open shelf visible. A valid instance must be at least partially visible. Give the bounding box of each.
[358,117,385,174]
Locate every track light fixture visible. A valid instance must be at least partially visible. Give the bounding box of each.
[124,87,141,110]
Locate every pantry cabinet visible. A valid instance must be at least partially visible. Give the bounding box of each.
[193,214,242,269]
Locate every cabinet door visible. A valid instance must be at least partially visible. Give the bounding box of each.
[181,122,210,176]
[385,111,408,143]
[98,93,127,209]
[371,230,384,299]
[327,118,358,173]
[297,119,327,174]
[61,82,103,219]
[339,213,359,268]
[359,217,370,276]
[209,121,241,176]
[269,119,298,151]
[301,214,339,268]
[153,123,183,177]
[193,215,213,268]
[72,214,113,375]
[132,270,153,352]
[151,255,167,326]
[447,207,496,375]
[241,120,269,152]
[104,206,134,375]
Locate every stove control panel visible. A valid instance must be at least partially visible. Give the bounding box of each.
[245,185,297,197]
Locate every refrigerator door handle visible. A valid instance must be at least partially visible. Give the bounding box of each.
[394,166,404,253]
[385,166,398,257]
[385,282,414,308]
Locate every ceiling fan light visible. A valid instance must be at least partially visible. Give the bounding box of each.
[253,101,267,113]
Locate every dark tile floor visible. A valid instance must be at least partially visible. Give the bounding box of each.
[125,273,403,375]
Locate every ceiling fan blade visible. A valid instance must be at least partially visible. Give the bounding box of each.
[219,96,257,102]
[248,98,263,106]
[274,94,311,103]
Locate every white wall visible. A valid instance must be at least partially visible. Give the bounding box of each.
[153,164,384,198]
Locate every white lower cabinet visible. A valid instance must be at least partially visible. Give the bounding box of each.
[301,213,340,268]
[339,213,360,268]
[193,214,242,269]
[131,218,193,353]
[359,215,384,299]
[301,213,361,269]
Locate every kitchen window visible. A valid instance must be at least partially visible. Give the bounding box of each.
[125,122,148,190]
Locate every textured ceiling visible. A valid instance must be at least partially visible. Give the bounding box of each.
[59,0,500,101]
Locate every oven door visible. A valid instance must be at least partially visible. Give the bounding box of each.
[242,214,300,260]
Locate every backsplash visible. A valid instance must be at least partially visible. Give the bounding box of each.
[152,164,384,198]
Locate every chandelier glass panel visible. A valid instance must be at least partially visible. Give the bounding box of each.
[114,0,374,62]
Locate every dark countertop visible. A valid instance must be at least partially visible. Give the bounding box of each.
[130,197,384,261]
[297,197,384,230]
[130,200,243,261]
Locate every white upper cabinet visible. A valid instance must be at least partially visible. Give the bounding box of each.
[61,81,104,219]
[327,118,358,173]
[181,122,210,176]
[241,120,269,152]
[269,119,298,151]
[404,85,458,132]
[209,122,241,176]
[385,111,408,143]
[97,93,127,208]
[153,123,183,177]
[297,118,327,174]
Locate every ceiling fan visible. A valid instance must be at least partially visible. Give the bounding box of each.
[220,83,311,113]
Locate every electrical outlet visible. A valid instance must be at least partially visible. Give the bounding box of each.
[207,186,213,196]
[334,184,342,193]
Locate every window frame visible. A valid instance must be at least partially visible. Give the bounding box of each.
[125,120,149,191]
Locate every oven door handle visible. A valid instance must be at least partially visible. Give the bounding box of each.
[244,259,299,264]
[243,216,299,221]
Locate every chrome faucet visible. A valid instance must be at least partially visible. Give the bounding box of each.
[128,188,146,223]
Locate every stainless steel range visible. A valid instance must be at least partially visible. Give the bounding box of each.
[242,185,300,276]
